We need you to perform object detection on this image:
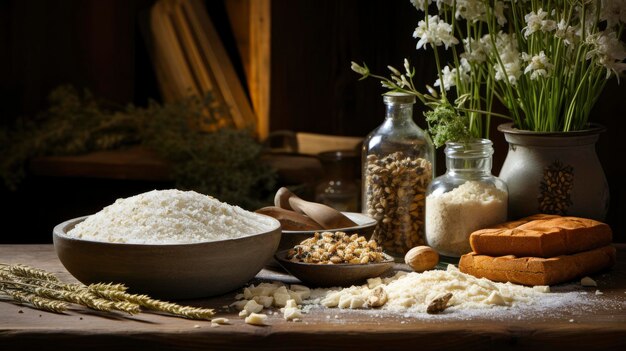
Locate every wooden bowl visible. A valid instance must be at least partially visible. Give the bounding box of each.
[53,216,281,300]
[274,249,394,287]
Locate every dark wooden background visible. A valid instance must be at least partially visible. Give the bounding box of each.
[1,0,624,243]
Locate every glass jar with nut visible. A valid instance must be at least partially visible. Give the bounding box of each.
[362,92,435,258]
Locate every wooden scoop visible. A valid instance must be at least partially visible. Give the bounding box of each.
[255,206,323,231]
[274,187,358,230]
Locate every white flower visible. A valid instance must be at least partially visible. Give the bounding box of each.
[410,0,432,12]
[494,32,519,63]
[600,0,626,28]
[351,61,369,76]
[555,20,579,46]
[434,58,471,90]
[575,1,599,37]
[455,0,487,22]
[602,59,626,80]
[401,75,411,88]
[404,58,413,76]
[388,65,402,76]
[523,9,556,38]
[413,15,459,50]
[523,9,547,37]
[461,37,487,63]
[494,60,522,85]
[494,1,508,26]
[523,51,554,80]
[391,74,410,88]
[491,32,522,85]
[435,66,455,90]
[586,31,626,62]
[435,0,454,9]
[586,31,626,79]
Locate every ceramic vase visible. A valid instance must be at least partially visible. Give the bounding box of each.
[497,122,609,221]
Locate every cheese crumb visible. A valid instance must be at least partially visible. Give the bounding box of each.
[367,277,383,289]
[245,313,268,326]
[253,295,274,308]
[581,277,597,287]
[281,299,303,321]
[283,307,303,320]
[485,291,507,306]
[230,300,247,311]
[284,299,298,309]
[243,300,264,314]
[211,318,229,325]
[273,289,291,307]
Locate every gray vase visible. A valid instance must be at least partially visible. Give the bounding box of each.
[497,122,609,221]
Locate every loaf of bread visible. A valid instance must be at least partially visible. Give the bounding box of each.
[469,214,612,258]
[459,245,616,286]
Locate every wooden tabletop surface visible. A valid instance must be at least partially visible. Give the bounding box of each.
[1,244,625,351]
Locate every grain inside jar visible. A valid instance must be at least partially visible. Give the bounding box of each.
[364,151,432,257]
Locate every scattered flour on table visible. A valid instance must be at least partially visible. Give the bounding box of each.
[65,189,276,244]
[236,265,601,321]
[311,265,550,313]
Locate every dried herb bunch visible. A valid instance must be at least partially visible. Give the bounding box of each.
[0,85,276,209]
[0,263,215,319]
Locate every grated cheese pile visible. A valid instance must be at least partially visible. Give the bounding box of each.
[65,189,276,244]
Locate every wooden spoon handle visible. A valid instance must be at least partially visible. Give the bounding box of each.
[288,197,357,230]
[255,206,323,231]
[274,187,357,230]
[274,187,295,211]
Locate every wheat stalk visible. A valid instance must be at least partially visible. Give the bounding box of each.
[0,263,215,320]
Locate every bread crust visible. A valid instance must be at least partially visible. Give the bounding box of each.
[469,214,612,258]
[459,245,616,286]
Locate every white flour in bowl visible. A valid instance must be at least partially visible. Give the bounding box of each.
[65,189,277,244]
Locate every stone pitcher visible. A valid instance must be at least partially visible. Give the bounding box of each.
[497,122,609,221]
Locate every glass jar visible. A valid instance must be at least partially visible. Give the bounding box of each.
[315,150,360,212]
[362,92,435,258]
[425,139,508,259]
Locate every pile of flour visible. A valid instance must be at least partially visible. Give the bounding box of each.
[65,189,276,244]
[310,265,550,313]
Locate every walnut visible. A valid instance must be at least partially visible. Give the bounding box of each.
[426,293,453,314]
[404,246,439,272]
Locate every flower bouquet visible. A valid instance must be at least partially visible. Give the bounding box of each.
[352,0,626,145]
[352,0,625,220]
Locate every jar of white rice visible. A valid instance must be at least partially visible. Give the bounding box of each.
[425,139,508,258]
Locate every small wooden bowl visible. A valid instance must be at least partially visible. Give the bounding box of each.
[53,216,281,300]
[274,249,394,287]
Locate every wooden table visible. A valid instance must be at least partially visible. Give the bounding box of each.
[1,245,625,351]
